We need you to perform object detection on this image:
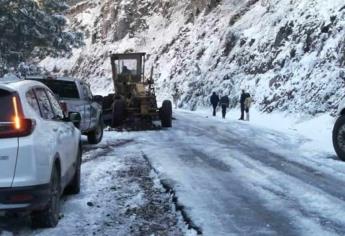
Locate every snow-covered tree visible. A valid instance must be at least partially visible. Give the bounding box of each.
[0,0,83,76]
[39,0,69,13]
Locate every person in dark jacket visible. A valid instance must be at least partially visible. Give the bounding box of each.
[244,93,252,121]
[239,89,248,120]
[210,92,220,116]
[220,95,230,119]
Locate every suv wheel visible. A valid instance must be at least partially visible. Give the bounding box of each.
[87,119,104,144]
[31,165,60,228]
[333,115,345,161]
[65,146,81,194]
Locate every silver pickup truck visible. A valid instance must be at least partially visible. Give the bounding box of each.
[26,76,104,144]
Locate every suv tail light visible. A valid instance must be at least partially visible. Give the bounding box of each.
[0,96,36,138]
[0,119,36,138]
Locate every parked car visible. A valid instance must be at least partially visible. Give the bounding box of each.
[0,76,82,228]
[26,76,103,144]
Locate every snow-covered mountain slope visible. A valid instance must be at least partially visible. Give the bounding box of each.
[40,0,345,115]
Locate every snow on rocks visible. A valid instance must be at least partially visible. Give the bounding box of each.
[40,0,345,116]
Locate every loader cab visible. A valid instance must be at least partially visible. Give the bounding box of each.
[110,53,145,84]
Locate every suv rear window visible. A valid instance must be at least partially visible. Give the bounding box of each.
[32,79,79,99]
[0,89,15,122]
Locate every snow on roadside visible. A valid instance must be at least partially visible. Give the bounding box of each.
[0,133,190,236]
[185,106,335,154]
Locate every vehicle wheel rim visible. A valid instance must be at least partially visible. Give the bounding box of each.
[337,125,345,152]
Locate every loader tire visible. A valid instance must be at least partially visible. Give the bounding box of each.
[161,100,172,128]
[333,115,345,161]
[112,99,126,127]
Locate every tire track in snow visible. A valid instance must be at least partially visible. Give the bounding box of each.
[82,139,134,163]
[178,114,345,202]
[219,158,337,233]
[173,113,345,234]
[228,154,345,235]
[142,154,202,235]
[141,129,301,235]
[173,140,301,235]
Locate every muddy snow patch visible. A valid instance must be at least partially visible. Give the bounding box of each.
[113,155,185,236]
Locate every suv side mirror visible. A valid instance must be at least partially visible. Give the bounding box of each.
[68,112,81,128]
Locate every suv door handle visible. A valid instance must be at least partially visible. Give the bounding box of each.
[53,128,58,132]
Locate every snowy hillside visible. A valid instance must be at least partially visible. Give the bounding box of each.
[40,0,345,115]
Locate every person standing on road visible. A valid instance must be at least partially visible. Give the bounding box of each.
[210,92,220,117]
[172,87,181,109]
[220,95,230,119]
[244,93,252,121]
[239,89,248,120]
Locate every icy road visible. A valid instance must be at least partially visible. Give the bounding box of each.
[1,110,345,236]
[138,111,345,236]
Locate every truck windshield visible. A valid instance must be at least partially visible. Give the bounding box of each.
[0,89,15,122]
[35,80,79,99]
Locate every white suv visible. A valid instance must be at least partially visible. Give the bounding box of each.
[0,77,82,228]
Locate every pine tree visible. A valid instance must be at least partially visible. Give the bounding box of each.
[0,0,83,76]
[40,0,69,14]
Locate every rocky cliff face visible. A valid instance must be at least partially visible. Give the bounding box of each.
[40,0,345,115]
